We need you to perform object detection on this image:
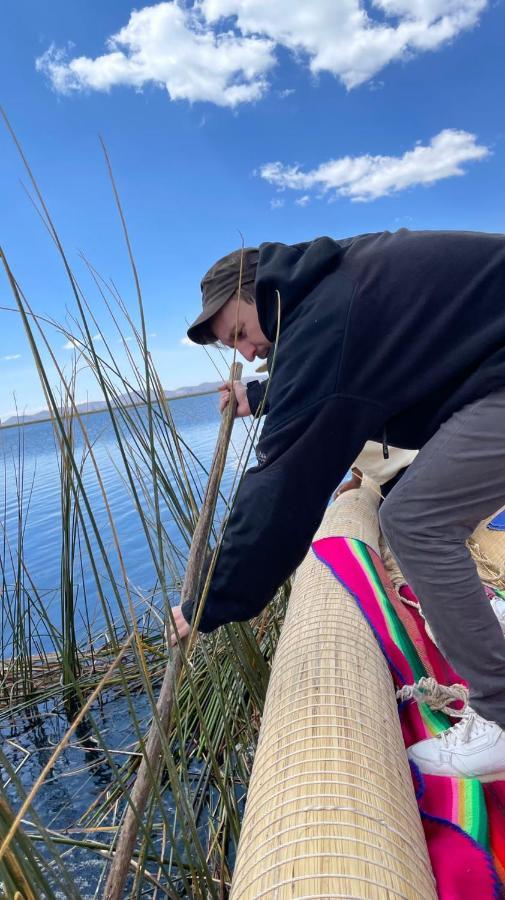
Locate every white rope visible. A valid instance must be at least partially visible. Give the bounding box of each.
[396,677,469,718]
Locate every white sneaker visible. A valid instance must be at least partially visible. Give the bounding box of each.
[407,708,505,781]
[490,594,505,637]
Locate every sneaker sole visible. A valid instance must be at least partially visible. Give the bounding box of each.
[476,771,505,783]
[410,768,505,782]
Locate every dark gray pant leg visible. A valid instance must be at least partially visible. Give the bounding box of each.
[379,387,505,727]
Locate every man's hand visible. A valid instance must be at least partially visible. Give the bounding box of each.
[169,605,191,647]
[219,380,251,417]
[333,468,363,500]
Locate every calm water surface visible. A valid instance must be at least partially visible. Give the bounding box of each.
[0,392,252,648]
[1,393,252,896]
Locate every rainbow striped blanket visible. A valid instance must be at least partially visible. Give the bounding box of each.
[312,536,505,899]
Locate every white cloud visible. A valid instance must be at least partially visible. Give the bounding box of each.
[36,0,488,104]
[119,332,155,344]
[181,336,197,346]
[36,3,275,108]
[269,197,284,209]
[201,0,487,88]
[295,195,310,207]
[2,354,21,361]
[63,333,103,350]
[259,129,490,202]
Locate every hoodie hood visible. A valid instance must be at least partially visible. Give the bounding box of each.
[255,238,344,342]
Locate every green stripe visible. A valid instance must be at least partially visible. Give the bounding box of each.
[463,779,489,848]
[354,541,426,676]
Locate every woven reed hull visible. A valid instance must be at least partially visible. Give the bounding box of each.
[469,505,505,590]
[230,487,436,900]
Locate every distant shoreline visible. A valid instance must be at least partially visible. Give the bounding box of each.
[0,387,219,432]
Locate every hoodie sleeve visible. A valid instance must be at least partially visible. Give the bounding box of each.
[181,394,384,632]
[246,379,270,417]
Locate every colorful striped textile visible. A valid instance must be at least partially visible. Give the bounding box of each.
[312,536,505,899]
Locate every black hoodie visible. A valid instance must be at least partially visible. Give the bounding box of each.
[182,230,505,632]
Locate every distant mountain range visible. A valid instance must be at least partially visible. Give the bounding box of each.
[0,377,265,428]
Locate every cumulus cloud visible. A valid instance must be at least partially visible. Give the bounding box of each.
[269,198,284,209]
[295,195,310,207]
[259,129,490,202]
[36,2,275,108]
[36,0,487,104]
[2,354,21,361]
[201,0,487,88]
[181,336,197,346]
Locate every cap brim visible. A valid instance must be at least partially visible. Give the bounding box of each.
[188,246,258,345]
[186,295,227,345]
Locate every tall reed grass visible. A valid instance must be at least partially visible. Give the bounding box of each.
[0,112,288,898]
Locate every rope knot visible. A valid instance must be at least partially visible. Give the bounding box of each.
[396,676,468,718]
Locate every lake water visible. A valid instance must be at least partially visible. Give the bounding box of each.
[0,392,253,654]
[0,392,253,896]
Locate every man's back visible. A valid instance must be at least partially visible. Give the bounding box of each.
[256,229,505,449]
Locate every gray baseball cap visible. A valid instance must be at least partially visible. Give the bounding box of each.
[187,247,259,345]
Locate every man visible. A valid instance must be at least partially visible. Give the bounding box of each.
[171,230,505,781]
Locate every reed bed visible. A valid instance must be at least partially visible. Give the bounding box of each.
[0,112,289,898]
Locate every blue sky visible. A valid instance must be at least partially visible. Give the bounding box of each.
[1,0,504,419]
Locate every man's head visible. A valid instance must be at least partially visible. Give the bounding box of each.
[187,247,271,362]
[210,291,271,362]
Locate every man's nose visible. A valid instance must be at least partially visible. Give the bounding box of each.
[238,340,256,362]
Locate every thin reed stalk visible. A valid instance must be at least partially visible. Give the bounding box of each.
[58,365,83,714]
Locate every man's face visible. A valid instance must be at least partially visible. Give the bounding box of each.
[211,295,271,363]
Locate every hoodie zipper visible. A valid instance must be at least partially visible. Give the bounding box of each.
[382,426,389,460]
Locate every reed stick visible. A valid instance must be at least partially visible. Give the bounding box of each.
[103,361,243,900]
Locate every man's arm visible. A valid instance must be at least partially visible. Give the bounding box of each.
[180,394,384,633]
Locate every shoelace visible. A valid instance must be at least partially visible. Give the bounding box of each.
[438,709,486,748]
